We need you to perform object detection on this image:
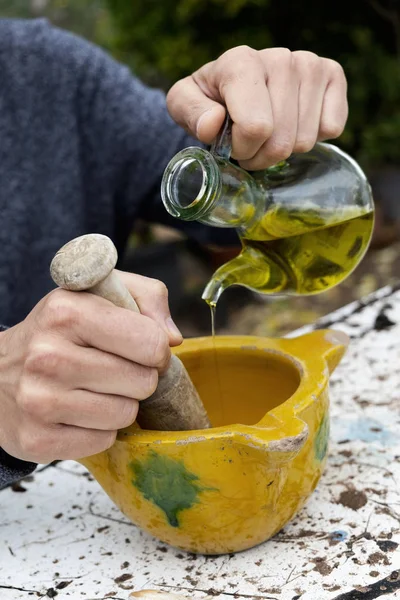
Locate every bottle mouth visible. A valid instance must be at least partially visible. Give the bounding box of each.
[161,147,221,221]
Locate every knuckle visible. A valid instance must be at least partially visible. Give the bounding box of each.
[141,367,159,399]
[275,47,292,63]
[43,291,80,330]
[241,118,273,142]
[77,431,117,459]
[324,57,346,80]
[129,362,159,399]
[148,278,169,300]
[102,430,117,452]
[293,50,321,72]
[220,45,257,64]
[118,400,139,428]
[218,68,238,89]
[218,46,259,84]
[18,384,54,421]
[320,119,345,139]
[24,339,64,378]
[294,137,317,153]
[318,117,346,139]
[266,47,292,67]
[151,326,170,368]
[166,76,209,134]
[266,138,294,163]
[17,383,41,417]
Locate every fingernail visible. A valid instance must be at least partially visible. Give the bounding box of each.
[166,317,182,340]
[196,107,214,138]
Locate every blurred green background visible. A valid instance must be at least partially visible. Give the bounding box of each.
[5,0,400,169]
[2,0,400,335]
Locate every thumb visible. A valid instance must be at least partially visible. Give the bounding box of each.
[116,271,183,347]
[167,76,226,143]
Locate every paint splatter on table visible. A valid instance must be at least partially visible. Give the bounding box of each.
[1,286,400,600]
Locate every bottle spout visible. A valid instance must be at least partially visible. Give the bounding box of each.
[201,265,231,307]
[202,248,288,305]
[201,253,262,305]
[202,274,225,307]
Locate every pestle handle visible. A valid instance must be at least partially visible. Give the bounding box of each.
[50,234,211,431]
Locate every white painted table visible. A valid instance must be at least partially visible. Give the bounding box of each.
[1,286,400,600]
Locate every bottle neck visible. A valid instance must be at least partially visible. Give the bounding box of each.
[161,146,258,229]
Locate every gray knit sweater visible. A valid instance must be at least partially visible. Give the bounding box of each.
[0,18,235,488]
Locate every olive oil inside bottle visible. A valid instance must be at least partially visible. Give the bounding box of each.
[203,209,374,305]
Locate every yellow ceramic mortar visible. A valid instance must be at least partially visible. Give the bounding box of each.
[80,329,348,555]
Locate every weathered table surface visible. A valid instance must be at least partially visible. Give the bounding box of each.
[1,285,400,600]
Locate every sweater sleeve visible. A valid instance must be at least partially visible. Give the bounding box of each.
[38,21,239,249]
[0,448,36,490]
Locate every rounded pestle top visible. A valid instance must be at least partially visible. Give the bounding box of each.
[50,234,117,291]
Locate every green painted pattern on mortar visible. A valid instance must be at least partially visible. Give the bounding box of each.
[129,450,216,528]
[314,413,330,462]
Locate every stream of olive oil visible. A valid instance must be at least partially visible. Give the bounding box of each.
[209,301,224,420]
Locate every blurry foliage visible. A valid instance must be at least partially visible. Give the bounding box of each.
[106,0,272,88]
[105,0,400,169]
[0,0,113,49]
[2,0,400,168]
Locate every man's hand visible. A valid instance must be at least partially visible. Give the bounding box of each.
[167,46,348,170]
[0,272,182,464]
